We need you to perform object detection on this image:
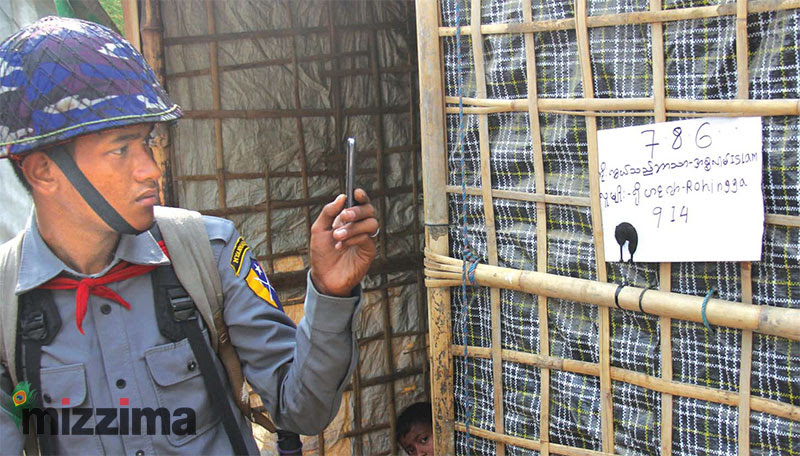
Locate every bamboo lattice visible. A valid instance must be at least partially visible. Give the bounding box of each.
[416,0,800,454]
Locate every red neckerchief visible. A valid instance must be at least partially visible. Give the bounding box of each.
[39,241,169,334]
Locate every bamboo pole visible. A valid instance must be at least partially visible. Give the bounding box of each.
[166,51,368,80]
[645,0,675,450]
[454,422,628,456]
[327,2,344,199]
[263,168,275,275]
[468,0,506,452]
[416,1,455,454]
[407,13,430,403]
[739,262,755,454]
[352,351,365,454]
[357,329,429,346]
[140,0,175,206]
[204,0,226,212]
[285,2,313,243]
[765,213,800,227]
[438,0,800,36]
[182,104,411,119]
[321,64,417,78]
[199,185,414,216]
[440,96,800,116]
[735,2,753,452]
[342,422,391,439]
[344,367,427,390]
[445,186,592,207]
[442,197,800,232]
[424,251,800,341]
[574,0,614,450]
[163,20,409,46]
[453,345,800,423]
[522,0,551,452]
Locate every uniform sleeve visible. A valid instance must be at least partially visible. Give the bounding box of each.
[0,364,24,455]
[204,217,360,435]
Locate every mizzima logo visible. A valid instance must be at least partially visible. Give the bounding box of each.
[1,383,196,436]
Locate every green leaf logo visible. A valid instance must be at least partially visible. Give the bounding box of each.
[1,381,37,430]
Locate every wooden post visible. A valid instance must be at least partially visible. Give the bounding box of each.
[416,0,455,454]
[140,0,175,206]
[121,0,141,51]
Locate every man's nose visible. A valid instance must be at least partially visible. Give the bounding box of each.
[134,144,162,182]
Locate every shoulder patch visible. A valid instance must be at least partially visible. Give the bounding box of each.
[245,258,282,311]
[230,237,249,276]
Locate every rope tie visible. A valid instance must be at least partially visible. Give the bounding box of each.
[454,0,477,450]
[462,247,479,285]
[701,288,717,333]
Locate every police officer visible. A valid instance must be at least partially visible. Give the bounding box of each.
[0,17,378,455]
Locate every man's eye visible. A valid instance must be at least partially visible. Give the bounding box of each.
[420,436,429,443]
[110,146,128,156]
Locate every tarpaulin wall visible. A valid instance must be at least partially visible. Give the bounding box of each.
[416,0,799,455]
[143,1,426,454]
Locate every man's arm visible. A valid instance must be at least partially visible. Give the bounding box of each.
[222,265,360,434]
[209,191,376,434]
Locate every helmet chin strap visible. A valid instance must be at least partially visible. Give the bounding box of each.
[47,145,143,235]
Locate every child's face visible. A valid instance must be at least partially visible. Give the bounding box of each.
[399,422,433,455]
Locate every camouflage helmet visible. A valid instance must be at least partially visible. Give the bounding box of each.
[0,16,182,157]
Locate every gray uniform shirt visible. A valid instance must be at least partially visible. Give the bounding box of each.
[0,214,360,455]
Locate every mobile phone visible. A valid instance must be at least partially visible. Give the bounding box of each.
[345,137,356,207]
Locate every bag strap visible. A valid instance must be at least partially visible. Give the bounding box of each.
[153,206,222,349]
[0,232,24,385]
[153,206,276,432]
[17,289,63,455]
[165,285,250,455]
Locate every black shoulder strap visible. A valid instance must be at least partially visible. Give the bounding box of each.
[17,289,62,455]
[149,228,249,455]
[162,285,249,455]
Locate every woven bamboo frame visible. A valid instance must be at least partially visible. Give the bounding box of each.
[415,0,800,454]
[139,1,426,454]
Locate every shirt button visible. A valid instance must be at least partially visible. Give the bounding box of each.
[101,304,112,314]
[187,361,197,371]
[135,451,144,456]
[116,379,126,389]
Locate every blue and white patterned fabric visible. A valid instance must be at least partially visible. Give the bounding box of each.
[0,16,182,157]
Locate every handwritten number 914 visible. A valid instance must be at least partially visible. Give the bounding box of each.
[653,205,688,227]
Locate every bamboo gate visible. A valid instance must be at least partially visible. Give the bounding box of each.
[416,0,800,455]
[133,0,427,454]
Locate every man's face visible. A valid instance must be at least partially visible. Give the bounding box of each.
[399,423,433,456]
[67,124,161,232]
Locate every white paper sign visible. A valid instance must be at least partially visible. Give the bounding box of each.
[597,117,764,262]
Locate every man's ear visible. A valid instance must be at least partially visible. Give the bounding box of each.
[21,151,61,195]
